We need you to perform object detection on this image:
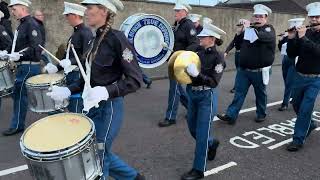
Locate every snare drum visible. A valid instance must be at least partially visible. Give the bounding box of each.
[0,61,14,97]
[120,13,174,68]
[25,73,69,113]
[20,113,102,180]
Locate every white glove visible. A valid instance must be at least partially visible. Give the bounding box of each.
[46,85,71,102]
[44,63,58,74]
[7,52,23,62]
[186,63,199,77]
[59,59,71,68]
[0,50,8,60]
[82,86,109,112]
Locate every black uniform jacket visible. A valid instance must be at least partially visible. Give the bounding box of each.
[68,26,143,99]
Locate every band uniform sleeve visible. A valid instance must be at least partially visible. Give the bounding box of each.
[0,26,12,51]
[225,34,236,53]
[20,23,43,61]
[256,25,276,43]
[184,22,200,52]
[193,52,225,88]
[105,32,142,98]
[286,37,300,59]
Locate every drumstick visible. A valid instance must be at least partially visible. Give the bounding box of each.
[66,40,71,59]
[70,44,89,85]
[161,42,173,53]
[38,44,61,63]
[11,30,18,54]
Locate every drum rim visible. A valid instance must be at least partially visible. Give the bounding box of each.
[121,13,175,69]
[20,113,96,160]
[25,73,66,87]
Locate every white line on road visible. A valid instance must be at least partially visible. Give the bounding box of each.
[316,127,320,131]
[204,161,237,176]
[0,165,28,176]
[213,100,284,121]
[268,138,293,150]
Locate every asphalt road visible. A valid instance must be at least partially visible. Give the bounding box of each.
[0,65,319,180]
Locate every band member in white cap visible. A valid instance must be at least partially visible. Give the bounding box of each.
[286,2,320,152]
[278,18,305,111]
[159,0,199,127]
[217,4,276,124]
[45,2,93,113]
[224,18,250,93]
[188,13,203,34]
[2,0,43,136]
[182,20,226,180]
[47,0,144,179]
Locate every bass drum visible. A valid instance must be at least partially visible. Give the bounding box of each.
[120,13,174,68]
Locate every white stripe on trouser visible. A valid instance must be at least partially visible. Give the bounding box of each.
[302,115,312,144]
[168,83,178,120]
[75,99,79,113]
[203,90,213,172]
[101,101,114,172]
[15,65,31,130]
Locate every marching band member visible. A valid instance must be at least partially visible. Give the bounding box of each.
[2,0,43,136]
[188,13,203,35]
[159,0,199,127]
[278,18,305,111]
[45,2,93,113]
[217,4,276,124]
[224,18,250,93]
[286,2,320,152]
[182,21,226,180]
[0,9,12,114]
[47,0,145,179]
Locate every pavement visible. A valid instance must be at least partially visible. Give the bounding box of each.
[0,65,319,180]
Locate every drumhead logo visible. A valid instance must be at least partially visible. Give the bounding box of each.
[126,16,173,68]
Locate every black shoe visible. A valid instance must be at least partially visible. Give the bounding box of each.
[230,88,235,93]
[146,81,152,89]
[286,142,303,152]
[255,117,266,123]
[278,105,288,111]
[208,140,220,161]
[217,114,235,125]
[135,173,146,180]
[181,169,204,180]
[2,128,24,136]
[158,119,176,127]
[307,125,317,137]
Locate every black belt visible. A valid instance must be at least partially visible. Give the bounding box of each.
[244,68,262,72]
[191,85,212,91]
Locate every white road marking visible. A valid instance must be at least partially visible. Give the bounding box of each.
[204,161,237,176]
[267,138,293,150]
[0,165,28,176]
[213,100,284,121]
[316,127,320,131]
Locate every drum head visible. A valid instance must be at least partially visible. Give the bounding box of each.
[120,14,174,69]
[26,73,64,85]
[22,113,92,152]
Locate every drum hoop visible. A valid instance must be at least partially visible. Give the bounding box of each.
[25,76,66,87]
[0,61,9,70]
[20,113,95,160]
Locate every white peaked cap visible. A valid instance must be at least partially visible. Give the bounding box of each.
[188,14,202,23]
[288,18,305,29]
[253,4,272,15]
[306,2,320,16]
[63,2,87,16]
[81,0,124,14]
[198,22,226,39]
[203,17,213,25]
[9,0,31,7]
[173,0,192,12]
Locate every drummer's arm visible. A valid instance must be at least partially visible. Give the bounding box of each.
[105,33,142,99]
[185,24,199,52]
[0,29,12,51]
[68,77,84,94]
[20,25,42,61]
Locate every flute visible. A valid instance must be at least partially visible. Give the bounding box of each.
[285,23,320,32]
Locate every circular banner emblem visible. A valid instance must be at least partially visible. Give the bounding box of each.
[120,14,174,69]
